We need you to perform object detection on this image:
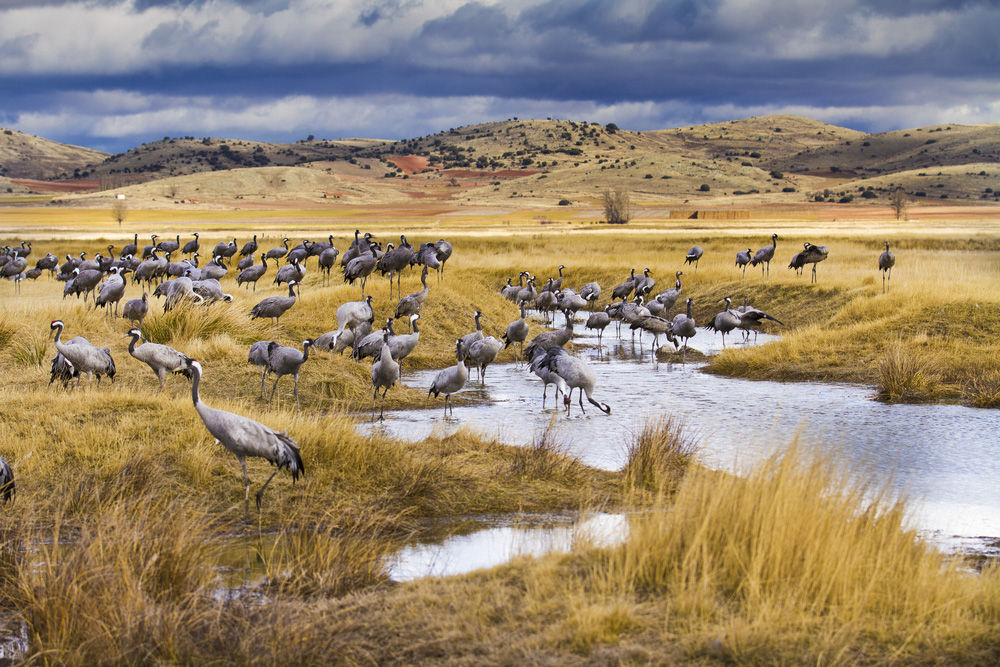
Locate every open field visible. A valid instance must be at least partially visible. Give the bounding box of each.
[1,202,999,662]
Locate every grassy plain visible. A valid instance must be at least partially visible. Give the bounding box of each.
[1,202,999,662]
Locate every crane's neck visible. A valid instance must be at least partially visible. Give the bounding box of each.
[687,300,693,317]
[411,318,419,334]
[475,314,482,331]
[287,282,297,297]
[190,367,202,407]
[52,323,64,347]
[301,341,311,362]
[127,333,140,355]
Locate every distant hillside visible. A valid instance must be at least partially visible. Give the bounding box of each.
[4,115,999,207]
[81,135,390,185]
[0,127,107,180]
[763,123,1000,178]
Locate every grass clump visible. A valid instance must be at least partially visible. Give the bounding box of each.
[622,416,697,493]
[964,368,1000,408]
[876,340,941,402]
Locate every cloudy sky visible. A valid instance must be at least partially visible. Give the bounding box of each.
[1,0,998,153]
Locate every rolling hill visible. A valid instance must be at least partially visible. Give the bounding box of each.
[0,127,107,181]
[2,115,999,208]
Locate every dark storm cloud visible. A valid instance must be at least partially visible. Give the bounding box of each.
[0,0,998,152]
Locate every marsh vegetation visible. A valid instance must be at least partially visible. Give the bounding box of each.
[1,209,998,662]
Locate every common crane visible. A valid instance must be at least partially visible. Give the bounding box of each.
[250,280,298,326]
[264,238,290,267]
[428,340,468,416]
[124,328,192,388]
[122,293,149,328]
[879,241,895,292]
[237,253,268,291]
[0,456,13,503]
[685,246,703,270]
[467,335,504,383]
[736,247,752,277]
[49,320,116,386]
[248,340,277,400]
[671,298,697,351]
[185,359,303,520]
[371,331,400,420]
[267,339,313,409]
[800,242,829,283]
[502,302,530,363]
[540,348,611,415]
[750,233,779,279]
[528,346,570,408]
[394,266,429,328]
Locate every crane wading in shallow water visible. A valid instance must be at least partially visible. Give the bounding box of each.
[185,359,303,521]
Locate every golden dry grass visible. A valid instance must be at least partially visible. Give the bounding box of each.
[1,206,999,662]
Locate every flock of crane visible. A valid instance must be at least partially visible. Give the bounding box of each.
[0,230,897,516]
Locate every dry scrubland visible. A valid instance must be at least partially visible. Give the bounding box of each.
[1,206,999,663]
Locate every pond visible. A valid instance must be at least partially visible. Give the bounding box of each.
[361,320,1000,550]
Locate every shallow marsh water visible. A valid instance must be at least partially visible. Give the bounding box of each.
[360,315,1000,571]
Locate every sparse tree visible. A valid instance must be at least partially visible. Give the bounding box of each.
[602,188,631,224]
[111,197,127,227]
[890,187,907,220]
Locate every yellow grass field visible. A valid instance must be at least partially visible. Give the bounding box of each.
[1,201,999,663]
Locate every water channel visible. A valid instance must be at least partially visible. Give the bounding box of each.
[360,318,1000,578]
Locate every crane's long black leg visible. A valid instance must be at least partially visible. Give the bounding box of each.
[255,467,281,510]
[238,456,251,522]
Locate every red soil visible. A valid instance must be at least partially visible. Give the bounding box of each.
[10,178,100,193]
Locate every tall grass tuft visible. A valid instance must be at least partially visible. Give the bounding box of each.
[622,417,697,493]
[963,369,1000,408]
[595,442,1000,661]
[11,497,222,662]
[876,340,941,402]
[141,303,267,345]
[258,508,395,597]
[509,416,579,480]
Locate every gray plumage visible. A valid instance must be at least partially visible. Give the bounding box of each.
[264,238,290,266]
[428,340,468,416]
[671,298,697,351]
[343,237,377,295]
[122,234,139,258]
[433,239,452,280]
[182,233,200,255]
[579,281,602,309]
[199,256,228,281]
[267,339,313,409]
[585,309,611,346]
[630,314,678,357]
[611,269,637,301]
[800,242,829,283]
[96,267,127,317]
[354,319,394,361]
[685,245,704,269]
[394,266,429,326]
[185,359,303,520]
[704,297,742,347]
[633,268,655,297]
[540,347,611,415]
[72,268,104,304]
[318,245,340,285]
[502,273,527,301]
[524,310,574,359]
[516,277,537,309]
[458,310,485,358]
[387,315,421,363]
[250,280,298,325]
[49,320,115,386]
[343,320,373,356]
[750,233,779,278]
[238,253,269,290]
[163,276,205,311]
[122,293,149,328]
[541,265,565,293]
[736,247,753,277]
[371,331,400,420]
[529,346,570,408]
[0,456,13,503]
[239,234,258,258]
[535,287,559,322]
[248,340,276,399]
[655,271,684,312]
[879,241,895,292]
[125,328,192,388]
[736,297,784,342]
[502,302,530,362]
[274,256,305,287]
[377,235,414,298]
[557,290,588,317]
[467,335,504,383]
[191,278,233,304]
[788,242,809,276]
[156,234,181,254]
